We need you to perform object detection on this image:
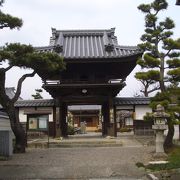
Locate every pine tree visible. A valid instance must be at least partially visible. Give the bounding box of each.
[32,89,43,99]
[0,0,22,29]
[0,1,65,153]
[136,0,180,148]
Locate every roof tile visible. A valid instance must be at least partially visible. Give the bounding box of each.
[36,28,142,59]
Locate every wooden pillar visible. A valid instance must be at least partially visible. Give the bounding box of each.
[59,102,68,137]
[101,103,105,136]
[53,106,56,138]
[107,97,117,137]
[102,102,110,136]
[113,105,117,137]
[179,124,180,141]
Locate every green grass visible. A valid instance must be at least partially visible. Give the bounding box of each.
[147,146,180,171]
[136,162,145,168]
[136,146,180,171]
[167,146,180,168]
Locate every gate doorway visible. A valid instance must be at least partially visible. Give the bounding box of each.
[68,105,101,133]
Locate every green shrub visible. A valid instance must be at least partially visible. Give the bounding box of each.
[119,127,131,132]
[67,126,75,135]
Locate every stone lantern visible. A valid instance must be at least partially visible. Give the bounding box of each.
[152,104,170,158]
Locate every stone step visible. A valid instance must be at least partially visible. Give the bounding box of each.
[28,139,123,148]
[49,141,123,148]
[49,143,123,148]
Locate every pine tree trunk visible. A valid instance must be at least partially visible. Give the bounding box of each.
[6,104,26,153]
[179,124,180,141]
[164,119,174,149]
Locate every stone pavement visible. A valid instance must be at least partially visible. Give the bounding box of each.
[0,133,154,179]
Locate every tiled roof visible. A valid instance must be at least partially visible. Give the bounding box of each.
[13,97,150,108]
[36,28,142,59]
[0,111,8,119]
[15,99,54,107]
[114,97,150,105]
[5,87,22,100]
[0,87,23,109]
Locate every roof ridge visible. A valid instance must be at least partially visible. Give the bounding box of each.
[115,97,150,99]
[16,99,54,102]
[55,28,115,33]
[116,45,140,50]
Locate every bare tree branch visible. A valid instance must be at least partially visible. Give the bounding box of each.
[147,86,160,94]
[163,49,172,59]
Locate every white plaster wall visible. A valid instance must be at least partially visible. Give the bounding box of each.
[19,108,28,122]
[19,107,53,122]
[135,105,152,120]
[164,125,179,140]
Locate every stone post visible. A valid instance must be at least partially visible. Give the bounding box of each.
[152,104,169,158]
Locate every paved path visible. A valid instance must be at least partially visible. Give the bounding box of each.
[0,135,154,179]
[0,147,152,179]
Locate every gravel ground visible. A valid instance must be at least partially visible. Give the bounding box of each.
[0,144,153,179]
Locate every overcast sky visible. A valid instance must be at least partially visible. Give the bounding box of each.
[1,0,179,99]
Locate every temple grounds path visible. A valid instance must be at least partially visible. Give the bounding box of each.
[0,134,154,179]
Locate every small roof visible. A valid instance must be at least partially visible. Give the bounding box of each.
[0,111,8,119]
[15,99,54,107]
[36,28,142,60]
[5,87,23,100]
[0,87,23,109]
[114,97,150,105]
[14,97,150,108]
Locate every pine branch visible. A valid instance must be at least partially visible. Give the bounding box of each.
[4,65,13,72]
[12,71,36,103]
[147,86,160,94]
[163,49,172,59]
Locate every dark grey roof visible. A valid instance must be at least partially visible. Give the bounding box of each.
[0,87,23,109]
[6,87,15,99]
[5,87,23,100]
[36,28,142,59]
[0,111,8,119]
[176,0,180,5]
[14,97,150,108]
[15,99,54,107]
[114,97,150,105]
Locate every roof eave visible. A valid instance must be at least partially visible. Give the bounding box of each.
[176,0,180,5]
[64,53,143,63]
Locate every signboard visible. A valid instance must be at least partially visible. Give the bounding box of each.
[28,115,48,131]
[29,118,38,130]
[110,108,114,123]
[39,117,48,129]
